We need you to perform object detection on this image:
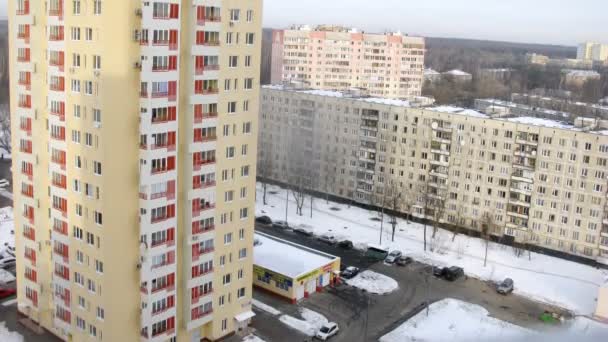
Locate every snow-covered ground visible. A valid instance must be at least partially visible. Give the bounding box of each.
[256,183,608,314]
[0,207,14,259]
[379,299,532,342]
[0,322,23,342]
[252,299,282,316]
[344,270,398,294]
[278,307,328,336]
[0,269,15,284]
[380,298,608,342]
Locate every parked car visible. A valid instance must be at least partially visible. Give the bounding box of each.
[255,215,272,226]
[444,266,464,281]
[384,250,403,264]
[396,256,413,266]
[497,278,514,294]
[337,240,353,249]
[318,234,338,245]
[293,224,314,236]
[316,322,339,340]
[433,266,448,278]
[340,266,360,279]
[0,287,16,299]
[0,257,16,270]
[271,220,290,230]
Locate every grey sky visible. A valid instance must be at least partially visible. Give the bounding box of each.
[263,0,607,46]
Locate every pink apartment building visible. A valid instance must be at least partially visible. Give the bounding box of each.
[269,25,425,99]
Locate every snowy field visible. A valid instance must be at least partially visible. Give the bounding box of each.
[380,298,608,342]
[0,206,14,252]
[344,270,398,294]
[0,322,23,342]
[256,183,608,314]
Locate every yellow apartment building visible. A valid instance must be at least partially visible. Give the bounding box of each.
[9,0,261,341]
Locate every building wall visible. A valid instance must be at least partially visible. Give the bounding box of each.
[259,87,608,264]
[10,0,261,341]
[270,27,425,99]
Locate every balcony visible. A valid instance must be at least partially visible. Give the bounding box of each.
[16,2,30,15]
[23,229,35,241]
[192,203,215,218]
[53,221,68,235]
[17,31,30,43]
[48,8,64,20]
[200,40,220,47]
[193,158,216,171]
[18,78,31,90]
[194,112,218,124]
[49,58,64,71]
[191,290,213,305]
[50,109,66,122]
[54,268,69,281]
[49,31,64,41]
[51,131,66,141]
[197,16,221,25]
[52,177,67,190]
[151,237,175,249]
[192,223,214,236]
[20,123,32,136]
[19,144,32,154]
[195,64,220,75]
[50,82,65,92]
[18,99,31,109]
[193,135,217,144]
[193,180,215,190]
[51,155,66,170]
[191,308,213,321]
[21,187,33,198]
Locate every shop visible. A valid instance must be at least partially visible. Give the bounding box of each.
[253,232,341,303]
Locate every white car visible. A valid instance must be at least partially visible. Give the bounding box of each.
[315,322,339,340]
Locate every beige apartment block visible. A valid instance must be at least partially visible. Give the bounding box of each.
[9,0,261,341]
[269,25,425,99]
[259,86,608,265]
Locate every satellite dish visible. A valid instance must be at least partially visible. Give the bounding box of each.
[431,122,438,129]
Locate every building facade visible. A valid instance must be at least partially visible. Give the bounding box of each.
[269,25,425,99]
[259,86,608,265]
[578,42,608,62]
[10,0,261,341]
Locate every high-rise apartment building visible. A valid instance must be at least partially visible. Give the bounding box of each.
[10,0,261,341]
[269,25,425,99]
[259,86,608,265]
[577,42,608,62]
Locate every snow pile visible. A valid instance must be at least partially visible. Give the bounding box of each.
[278,307,328,336]
[379,299,532,342]
[0,207,14,257]
[0,269,15,284]
[345,270,398,294]
[242,334,266,342]
[252,299,282,316]
[256,184,607,314]
[0,322,23,342]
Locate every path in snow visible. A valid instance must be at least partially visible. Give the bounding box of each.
[344,270,398,294]
[252,299,282,316]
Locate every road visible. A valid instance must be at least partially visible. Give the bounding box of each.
[249,223,569,342]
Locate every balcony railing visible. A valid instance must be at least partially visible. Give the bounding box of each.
[193,181,216,190]
[194,112,218,124]
[195,64,220,75]
[193,135,217,143]
[192,203,215,217]
[197,16,221,25]
[23,229,35,241]
[191,290,213,304]
[151,237,175,248]
[193,158,216,171]
[192,224,214,235]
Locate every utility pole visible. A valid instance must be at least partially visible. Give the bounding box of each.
[285,187,289,223]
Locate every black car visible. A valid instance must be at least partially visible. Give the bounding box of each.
[272,220,290,230]
[255,215,272,225]
[341,266,360,279]
[433,266,448,278]
[444,266,464,281]
[338,240,353,249]
[396,256,413,266]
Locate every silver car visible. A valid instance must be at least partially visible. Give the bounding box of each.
[384,250,402,264]
[497,278,514,294]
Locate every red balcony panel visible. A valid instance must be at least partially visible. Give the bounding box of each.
[53,220,68,235]
[191,307,213,321]
[17,1,30,15]
[192,222,214,235]
[23,227,35,241]
[18,95,31,108]
[191,265,213,279]
[49,26,64,41]
[21,184,34,198]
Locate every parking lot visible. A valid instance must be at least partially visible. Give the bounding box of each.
[250,223,569,342]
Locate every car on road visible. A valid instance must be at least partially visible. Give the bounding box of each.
[340,266,360,279]
[318,234,338,245]
[497,278,514,294]
[293,224,314,236]
[433,266,448,278]
[337,240,353,249]
[315,322,339,340]
[255,215,272,226]
[396,256,413,266]
[271,220,290,230]
[0,257,16,270]
[0,287,16,299]
[384,250,402,264]
[444,266,464,281]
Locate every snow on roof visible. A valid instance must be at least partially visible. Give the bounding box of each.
[431,106,489,118]
[501,116,574,129]
[443,69,471,76]
[424,68,441,75]
[564,69,600,77]
[254,233,338,279]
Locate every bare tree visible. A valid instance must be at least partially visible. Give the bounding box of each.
[481,212,495,267]
[257,154,273,206]
[0,105,10,155]
[452,203,467,242]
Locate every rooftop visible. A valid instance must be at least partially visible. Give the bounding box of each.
[263,85,414,107]
[253,232,338,279]
[431,106,488,118]
[500,116,574,129]
[443,69,472,76]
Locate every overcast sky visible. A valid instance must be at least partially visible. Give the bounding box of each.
[263,0,607,46]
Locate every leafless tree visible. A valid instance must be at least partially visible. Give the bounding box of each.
[0,105,10,155]
[452,203,467,242]
[481,212,495,267]
[429,187,448,239]
[290,175,306,216]
[257,153,273,206]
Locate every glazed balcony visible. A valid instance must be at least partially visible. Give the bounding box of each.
[191,289,213,305]
[193,180,215,190]
[23,228,35,241]
[16,1,30,15]
[193,158,216,171]
[21,186,33,198]
[195,64,219,75]
[197,16,221,25]
[193,134,216,144]
[192,203,215,218]
[192,223,214,236]
[194,111,218,124]
[51,155,66,170]
[20,121,32,136]
[18,77,31,90]
[53,221,68,235]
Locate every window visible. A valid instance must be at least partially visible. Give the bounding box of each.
[76,250,84,263]
[228,101,237,113]
[85,133,93,146]
[230,9,240,21]
[241,165,250,177]
[237,287,245,298]
[71,79,81,92]
[93,0,102,15]
[224,191,234,202]
[245,33,254,45]
[243,100,249,112]
[239,207,248,219]
[241,145,248,156]
[245,55,251,67]
[93,108,101,124]
[223,274,231,285]
[239,228,245,240]
[96,307,104,320]
[242,122,252,134]
[229,56,238,67]
[93,55,101,70]
[93,161,102,175]
[84,81,93,95]
[238,247,247,259]
[246,10,253,22]
[226,147,235,158]
[87,279,96,293]
[77,317,85,330]
[94,211,103,225]
[85,28,93,41]
[244,78,253,89]
[89,324,97,337]
[78,296,86,308]
[222,318,228,331]
[73,0,81,14]
[71,27,81,40]
[238,268,244,279]
[74,226,83,240]
[95,260,103,273]
[224,233,232,245]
